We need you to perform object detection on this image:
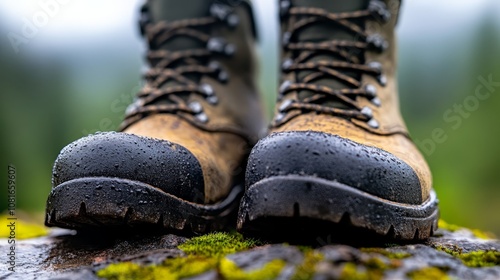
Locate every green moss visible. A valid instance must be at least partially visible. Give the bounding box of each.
[98,232,272,280]
[438,219,495,240]
[292,250,324,280]
[435,244,462,255]
[96,262,143,280]
[97,255,285,280]
[296,245,313,252]
[96,255,217,280]
[339,262,382,280]
[220,258,286,280]
[437,220,462,232]
[361,248,412,260]
[407,267,449,280]
[178,232,258,258]
[459,251,500,267]
[338,255,402,280]
[435,245,500,267]
[365,257,389,271]
[157,255,217,277]
[340,263,368,280]
[0,214,49,239]
[470,229,496,240]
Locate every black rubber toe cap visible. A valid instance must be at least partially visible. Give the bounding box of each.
[52,132,205,203]
[246,131,423,205]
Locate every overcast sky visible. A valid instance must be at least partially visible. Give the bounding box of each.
[0,0,499,96]
[1,0,499,52]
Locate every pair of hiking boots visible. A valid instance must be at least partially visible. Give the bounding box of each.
[45,0,439,241]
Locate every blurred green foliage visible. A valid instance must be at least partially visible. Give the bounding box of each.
[399,18,500,235]
[1,1,499,235]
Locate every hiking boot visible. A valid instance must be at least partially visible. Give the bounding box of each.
[237,0,439,241]
[45,0,265,233]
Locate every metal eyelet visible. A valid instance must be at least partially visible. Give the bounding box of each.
[282,32,292,46]
[195,113,209,123]
[367,61,382,74]
[367,61,387,87]
[207,38,225,53]
[368,0,391,23]
[199,83,214,96]
[367,118,380,129]
[282,58,294,71]
[207,38,236,56]
[371,97,382,107]
[125,102,139,116]
[227,14,240,28]
[210,3,240,28]
[364,84,381,106]
[364,84,377,98]
[189,101,203,114]
[207,96,219,105]
[189,101,209,123]
[199,83,219,105]
[279,98,295,112]
[277,80,292,101]
[274,112,286,123]
[280,0,292,19]
[138,4,151,36]
[366,34,389,53]
[361,106,373,119]
[217,70,229,83]
[279,80,292,95]
[208,61,222,71]
[224,44,236,56]
[208,61,229,83]
[377,74,387,87]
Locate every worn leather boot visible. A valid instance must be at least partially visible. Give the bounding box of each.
[45,0,265,233]
[238,0,439,240]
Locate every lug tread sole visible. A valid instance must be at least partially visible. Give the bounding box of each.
[45,177,243,234]
[237,175,439,241]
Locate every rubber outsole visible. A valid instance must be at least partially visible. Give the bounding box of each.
[237,175,439,241]
[45,177,243,234]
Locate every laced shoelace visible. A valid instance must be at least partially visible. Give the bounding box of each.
[120,2,240,131]
[274,0,392,129]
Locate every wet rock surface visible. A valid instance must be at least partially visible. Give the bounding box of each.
[1,227,500,280]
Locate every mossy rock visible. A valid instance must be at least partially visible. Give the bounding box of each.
[177,232,258,258]
[97,233,283,280]
[1,220,500,279]
[406,267,449,280]
[435,245,500,267]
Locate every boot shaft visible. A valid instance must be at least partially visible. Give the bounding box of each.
[276,0,406,135]
[124,0,265,144]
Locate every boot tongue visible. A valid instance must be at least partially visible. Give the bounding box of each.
[291,0,369,105]
[293,0,368,42]
[149,0,212,51]
[293,0,367,15]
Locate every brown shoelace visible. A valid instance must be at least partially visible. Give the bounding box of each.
[121,2,238,130]
[275,0,391,129]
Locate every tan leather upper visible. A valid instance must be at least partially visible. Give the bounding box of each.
[125,114,251,203]
[125,4,265,203]
[273,0,432,201]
